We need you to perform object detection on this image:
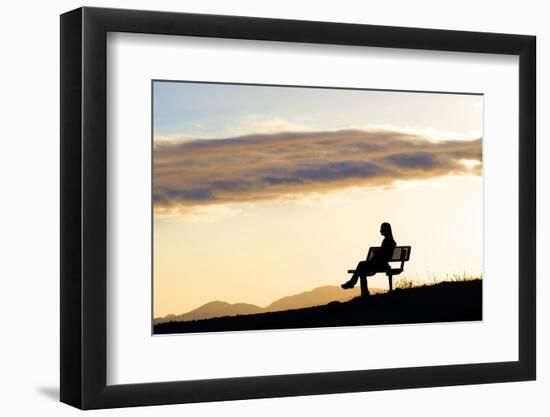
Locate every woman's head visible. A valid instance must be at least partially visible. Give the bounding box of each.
[380,222,393,237]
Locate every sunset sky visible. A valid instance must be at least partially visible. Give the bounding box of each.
[153,81,483,318]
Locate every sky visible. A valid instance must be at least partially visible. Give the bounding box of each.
[153,81,483,318]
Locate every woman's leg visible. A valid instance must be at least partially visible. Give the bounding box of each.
[342,260,369,288]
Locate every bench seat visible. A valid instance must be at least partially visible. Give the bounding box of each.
[347,246,411,296]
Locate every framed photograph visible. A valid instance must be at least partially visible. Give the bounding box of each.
[60,6,536,409]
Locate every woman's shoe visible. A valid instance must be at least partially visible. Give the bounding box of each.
[341,281,354,289]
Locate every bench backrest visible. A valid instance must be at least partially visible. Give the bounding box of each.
[367,246,411,262]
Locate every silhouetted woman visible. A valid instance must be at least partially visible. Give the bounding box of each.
[341,222,396,290]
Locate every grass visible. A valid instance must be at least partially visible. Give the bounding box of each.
[394,273,482,290]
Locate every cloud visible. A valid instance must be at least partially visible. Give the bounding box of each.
[153,128,482,213]
[385,152,439,169]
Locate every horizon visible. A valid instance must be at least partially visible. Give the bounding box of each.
[154,277,482,320]
[153,81,483,318]
[155,283,369,319]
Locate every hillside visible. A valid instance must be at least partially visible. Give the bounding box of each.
[154,279,482,334]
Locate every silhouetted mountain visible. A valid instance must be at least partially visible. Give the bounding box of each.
[265,285,365,312]
[154,301,264,324]
[154,279,482,334]
[154,285,383,324]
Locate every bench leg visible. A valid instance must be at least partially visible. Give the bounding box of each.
[388,274,393,292]
[360,276,370,298]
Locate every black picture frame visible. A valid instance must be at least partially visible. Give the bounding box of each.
[60,6,536,410]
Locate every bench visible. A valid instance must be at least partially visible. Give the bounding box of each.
[347,246,411,297]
